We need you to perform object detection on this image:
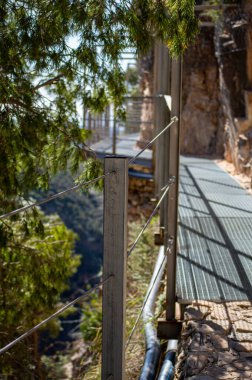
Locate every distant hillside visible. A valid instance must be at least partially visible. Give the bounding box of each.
[33,171,104,290]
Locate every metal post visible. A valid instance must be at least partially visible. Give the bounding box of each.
[102,156,128,380]
[165,57,182,321]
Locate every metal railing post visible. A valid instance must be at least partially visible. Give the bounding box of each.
[102,156,128,380]
[165,57,182,321]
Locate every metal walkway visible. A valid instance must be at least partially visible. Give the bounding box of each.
[177,156,252,302]
[91,133,152,167]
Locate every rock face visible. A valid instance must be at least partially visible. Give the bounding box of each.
[181,28,224,157]
[215,4,252,176]
[180,4,252,176]
[136,50,155,149]
[137,6,252,177]
[128,165,155,221]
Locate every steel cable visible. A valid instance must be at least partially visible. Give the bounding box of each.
[128,116,178,165]
[0,172,114,220]
[0,274,113,355]
[127,177,175,258]
[126,240,174,351]
[126,255,166,350]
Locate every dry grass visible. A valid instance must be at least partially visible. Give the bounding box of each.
[125,218,160,379]
[81,217,160,379]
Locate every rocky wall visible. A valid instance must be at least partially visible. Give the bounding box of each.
[128,165,155,221]
[175,301,252,380]
[215,4,252,175]
[181,28,224,157]
[136,50,155,149]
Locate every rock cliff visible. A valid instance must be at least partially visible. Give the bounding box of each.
[181,3,252,177]
[181,28,224,156]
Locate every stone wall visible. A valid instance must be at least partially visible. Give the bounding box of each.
[128,165,155,221]
[181,28,224,157]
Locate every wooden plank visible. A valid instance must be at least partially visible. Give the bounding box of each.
[165,57,182,320]
[102,156,128,380]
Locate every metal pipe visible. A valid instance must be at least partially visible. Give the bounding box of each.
[139,247,167,380]
[158,340,178,380]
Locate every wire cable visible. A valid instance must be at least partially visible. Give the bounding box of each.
[127,177,175,258]
[126,240,174,350]
[0,274,113,355]
[128,117,178,165]
[0,172,114,220]
[126,255,166,350]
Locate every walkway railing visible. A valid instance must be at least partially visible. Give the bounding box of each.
[0,113,179,379]
[87,96,156,165]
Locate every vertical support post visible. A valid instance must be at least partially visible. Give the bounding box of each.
[102,156,128,380]
[153,41,171,227]
[165,57,182,321]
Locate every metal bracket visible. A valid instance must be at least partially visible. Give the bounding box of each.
[157,319,182,340]
[165,236,174,255]
[154,226,165,245]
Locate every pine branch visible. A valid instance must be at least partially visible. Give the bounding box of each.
[34,73,65,90]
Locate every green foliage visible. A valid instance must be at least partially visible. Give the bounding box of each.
[164,0,199,55]
[35,170,104,280]
[0,210,80,378]
[0,0,197,209]
[81,291,102,348]
[75,160,104,192]
[0,2,198,376]
[41,354,72,380]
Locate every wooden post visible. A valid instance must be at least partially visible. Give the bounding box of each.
[153,41,171,233]
[102,156,128,380]
[165,57,182,321]
[153,42,170,196]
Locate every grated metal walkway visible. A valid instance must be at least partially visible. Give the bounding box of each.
[91,133,152,167]
[177,156,252,302]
